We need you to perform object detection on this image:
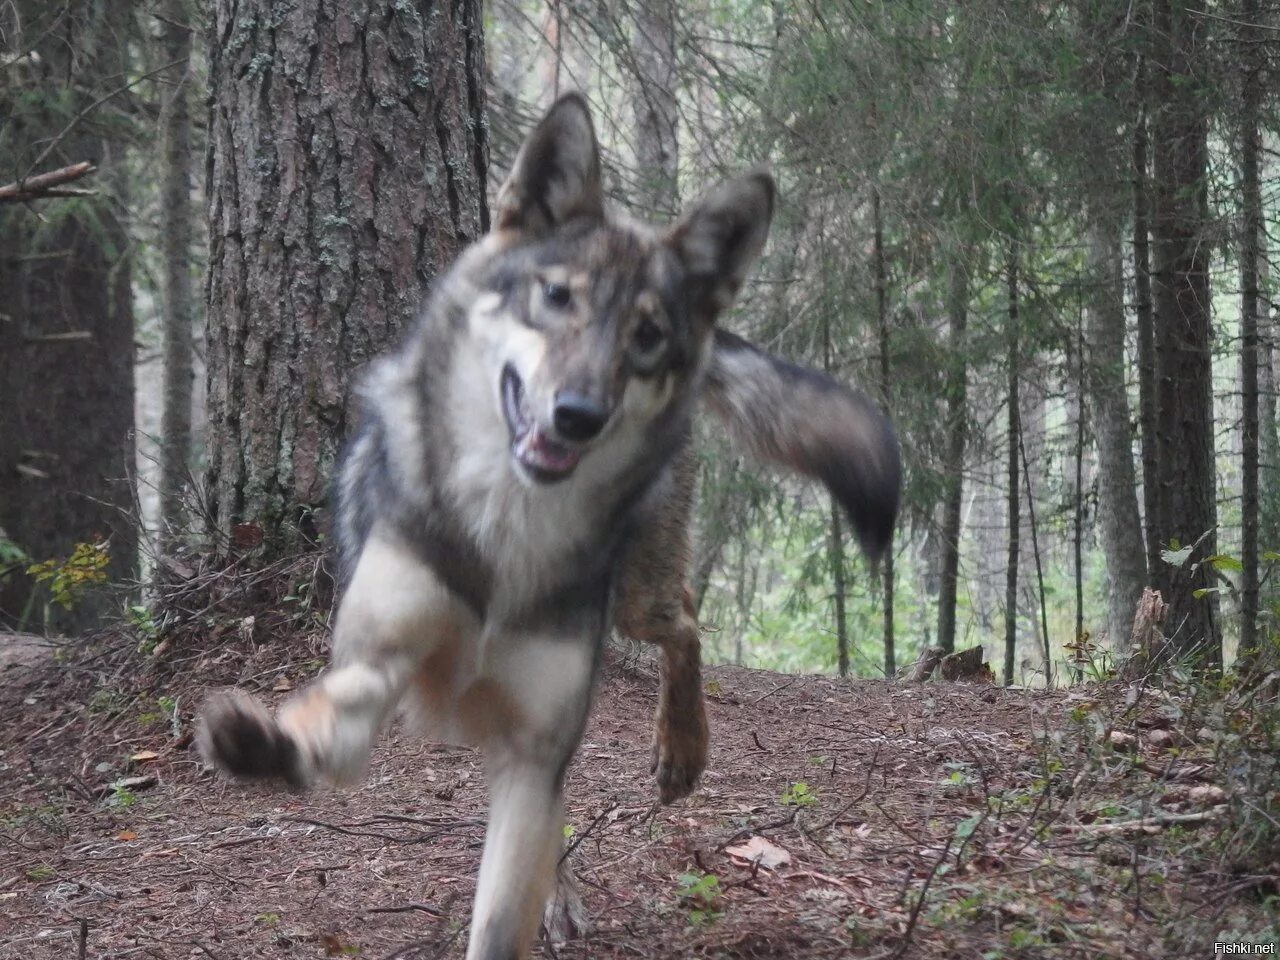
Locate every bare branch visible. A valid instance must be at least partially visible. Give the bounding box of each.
[0,161,96,204]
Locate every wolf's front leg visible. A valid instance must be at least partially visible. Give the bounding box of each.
[200,530,474,788]
[466,633,597,960]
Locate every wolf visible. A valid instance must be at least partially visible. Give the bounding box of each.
[199,93,900,960]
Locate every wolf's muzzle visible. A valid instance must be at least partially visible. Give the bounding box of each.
[553,391,608,442]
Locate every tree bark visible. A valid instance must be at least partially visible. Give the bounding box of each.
[205,0,489,556]
[874,186,895,678]
[1084,213,1148,649]
[1133,57,1160,581]
[1150,0,1220,664]
[1004,245,1020,687]
[158,0,196,552]
[630,0,679,218]
[1237,0,1262,666]
[0,3,137,630]
[937,265,969,655]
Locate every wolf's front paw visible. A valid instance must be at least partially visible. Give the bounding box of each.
[198,691,310,790]
[650,715,707,804]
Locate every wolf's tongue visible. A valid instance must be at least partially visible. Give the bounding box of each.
[517,428,581,474]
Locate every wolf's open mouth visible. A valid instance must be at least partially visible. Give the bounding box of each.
[500,364,581,483]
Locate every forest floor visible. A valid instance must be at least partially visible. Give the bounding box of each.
[2,584,1277,960]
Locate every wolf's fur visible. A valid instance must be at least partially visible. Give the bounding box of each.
[199,93,901,960]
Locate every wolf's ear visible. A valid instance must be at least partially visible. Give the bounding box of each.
[666,171,774,314]
[494,93,604,238]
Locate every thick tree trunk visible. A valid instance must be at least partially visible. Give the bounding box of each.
[159,1,196,552]
[1150,0,1220,664]
[0,3,137,630]
[937,266,969,655]
[1084,214,1148,648]
[630,0,679,218]
[205,0,488,556]
[1237,0,1262,666]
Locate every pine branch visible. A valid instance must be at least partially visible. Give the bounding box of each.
[0,161,97,204]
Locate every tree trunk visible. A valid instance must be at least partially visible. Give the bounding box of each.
[1150,0,1220,664]
[1237,0,1262,667]
[822,294,849,677]
[1133,57,1160,583]
[0,3,137,630]
[159,0,196,553]
[630,0,678,218]
[937,265,969,655]
[1084,213,1148,649]
[874,186,895,678]
[1073,301,1085,684]
[205,0,489,556]
[1004,245,1020,687]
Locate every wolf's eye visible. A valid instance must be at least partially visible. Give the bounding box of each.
[633,316,665,355]
[543,282,572,308]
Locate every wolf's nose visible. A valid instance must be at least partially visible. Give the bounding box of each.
[553,392,608,442]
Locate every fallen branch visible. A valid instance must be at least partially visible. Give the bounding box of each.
[0,161,97,203]
[1056,805,1226,836]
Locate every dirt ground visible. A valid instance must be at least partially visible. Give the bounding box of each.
[1,622,1273,960]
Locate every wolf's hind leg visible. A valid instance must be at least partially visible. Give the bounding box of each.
[200,530,470,788]
[615,450,709,804]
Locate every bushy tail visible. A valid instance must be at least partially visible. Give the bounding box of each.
[704,329,902,561]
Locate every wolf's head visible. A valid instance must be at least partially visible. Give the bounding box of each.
[460,93,772,486]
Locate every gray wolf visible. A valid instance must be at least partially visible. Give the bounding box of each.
[199,93,900,960]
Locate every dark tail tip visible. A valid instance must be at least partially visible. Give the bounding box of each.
[198,692,307,789]
[821,410,902,563]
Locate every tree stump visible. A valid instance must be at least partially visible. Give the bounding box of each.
[1119,587,1169,680]
[903,645,945,682]
[941,645,989,682]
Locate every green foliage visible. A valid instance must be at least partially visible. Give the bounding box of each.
[129,605,161,654]
[674,870,723,926]
[778,781,818,807]
[26,541,110,610]
[108,783,137,808]
[25,864,56,882]
[0,534,29,572]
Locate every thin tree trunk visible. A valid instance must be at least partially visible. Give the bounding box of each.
[158,1,195,553]
[822,303,850,677]
[1074,291,1085,684]
[1150,0,1220,665]
[1238,0,1262,666]
[1019,423,1053,688]
[829,498,850,677]
[1004,243,1020,687]
[631,0,678,218]
[205,0,489,557]
[1133,58,1159,581]
[874,186,895,677]
[1084,212,1148,648]
[937,265,969,655]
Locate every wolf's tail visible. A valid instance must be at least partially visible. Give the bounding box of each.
[704,329,902,561]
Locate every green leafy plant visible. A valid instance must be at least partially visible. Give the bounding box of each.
[675,870,723,925]
[129,604,161,654]
[27,540,109,609]
[779,781,818,807]
[108,783,137,808]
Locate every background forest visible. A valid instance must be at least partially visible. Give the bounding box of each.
[2,0,1278,686]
